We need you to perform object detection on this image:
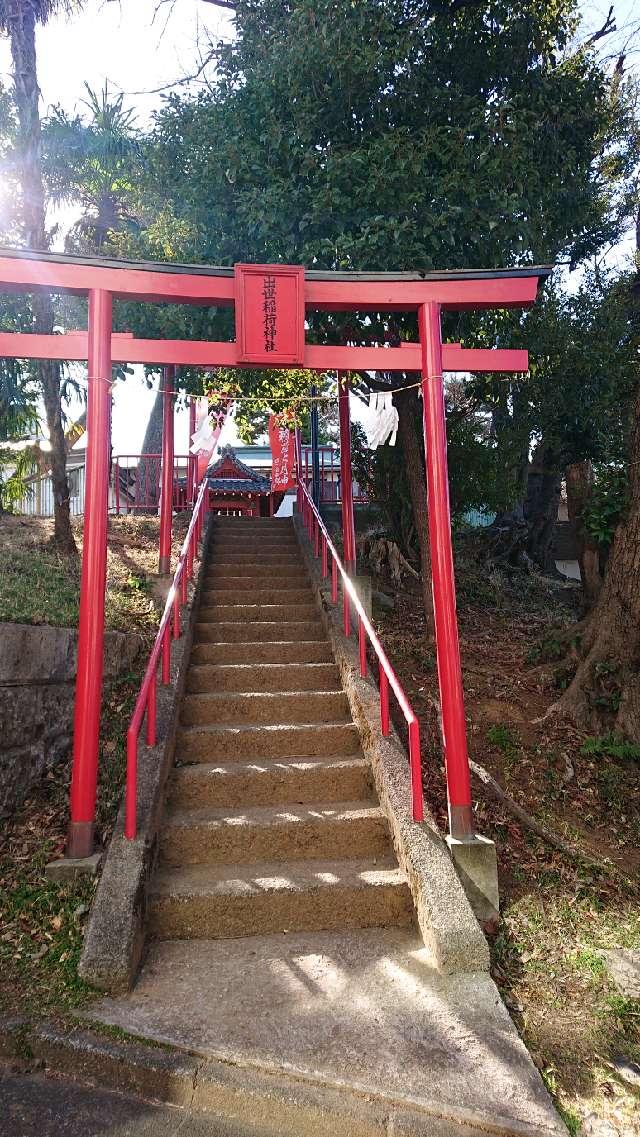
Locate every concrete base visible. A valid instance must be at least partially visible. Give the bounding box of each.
[44,852,102,883]
[87,928,564,1136]
[446,834,499,927]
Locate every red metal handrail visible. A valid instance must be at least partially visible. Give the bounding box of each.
[298,480,424,822]
[112,454,191,514]
[124,476,209,839]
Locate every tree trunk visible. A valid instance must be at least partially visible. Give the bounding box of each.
[135,381,163,511]
[523,440,561,572]
[565,459,602,606]
[558,386,640,736]
[396,385,433,628]
[7,1,75,552]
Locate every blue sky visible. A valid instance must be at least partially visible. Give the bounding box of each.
[0,0,637,453]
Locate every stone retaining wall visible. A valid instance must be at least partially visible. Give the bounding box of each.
[0,623,141,818]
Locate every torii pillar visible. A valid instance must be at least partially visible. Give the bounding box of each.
[67,290,112,860]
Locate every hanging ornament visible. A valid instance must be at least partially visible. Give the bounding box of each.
[364,392,399,449]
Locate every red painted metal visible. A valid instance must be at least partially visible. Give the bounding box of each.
[419,302,474,840]
[0,253,547,848]
[300,480,423,823]
[67,289,113,859]
[188,400,197,505]
[338,372,357,568]
[235,264,305,365]
[111,454,189,514]
[125,476,209,840]
[159,367,175,574]
[0,330,529,374]
[380,670,390,737]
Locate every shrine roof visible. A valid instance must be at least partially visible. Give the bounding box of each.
[205,446,272,495]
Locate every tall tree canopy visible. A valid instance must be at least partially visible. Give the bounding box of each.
[110,0,637,619]
[0,0,87,552]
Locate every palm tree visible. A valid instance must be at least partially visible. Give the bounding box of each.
[44,82,142,253]
[0,2,86,552]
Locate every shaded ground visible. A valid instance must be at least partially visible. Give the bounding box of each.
[0,515,186,1022]
[0,1068,257,1136]
[376,543,640,1137]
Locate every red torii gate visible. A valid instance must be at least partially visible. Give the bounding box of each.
[0,249,551,858]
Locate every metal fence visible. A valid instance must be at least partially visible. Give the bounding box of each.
[14,465,87,518]
[299,446,369,503]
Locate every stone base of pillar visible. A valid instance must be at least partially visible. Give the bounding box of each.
[446,834,499,930]
[45,852,102,883]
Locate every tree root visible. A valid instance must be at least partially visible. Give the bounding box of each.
[469,758,634,886]
[364,536,420,584]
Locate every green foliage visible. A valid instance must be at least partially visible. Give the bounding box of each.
[102,0,639,456]
[43,82,143,253]
[487,723,520,758]
[0,546,80,624]
[581,734,640,762]
[467,269,639,515]
[582,464,628,548]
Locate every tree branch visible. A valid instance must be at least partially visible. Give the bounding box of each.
[579,4,617,50]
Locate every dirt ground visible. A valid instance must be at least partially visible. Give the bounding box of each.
[0,514,188,1019]
[377,548,640,1137]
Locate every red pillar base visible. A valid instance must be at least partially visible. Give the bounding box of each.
[448,802,475,842]
[66,819,95,860]
[158,555,171,575]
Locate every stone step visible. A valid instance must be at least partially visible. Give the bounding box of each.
[212,518,293,528]
[195,621,323,644]
[200,587,312,605]
[210,534,300,548]
[160,801,391,866]
[187,662,340,694]
[177,722,362,764]
[190,640,334,666]
[209,545,302,559]
[149,858,413,940]
[198,603,317,624]
[181,690,349,727]
[206,564,307,579]
[169,756,373,809]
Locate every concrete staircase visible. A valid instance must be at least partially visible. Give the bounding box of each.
[149,516,414,942]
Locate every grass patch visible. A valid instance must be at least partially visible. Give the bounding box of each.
[0,547,79,626]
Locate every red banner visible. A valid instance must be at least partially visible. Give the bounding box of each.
[269,415,297,491]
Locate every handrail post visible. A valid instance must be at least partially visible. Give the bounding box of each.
[173,589,181,639]
[162,623,171,683]
[125,727,137,840]
[188,398,197,505]
[409,719,424,822]
[146,672,157,747]
[159,366,175,574]
[338,371,357,570]
[419,301,474,841]
[67,288,112,860]
[379,668,390,736]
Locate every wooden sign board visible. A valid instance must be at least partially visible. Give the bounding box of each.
[234,263,305,366]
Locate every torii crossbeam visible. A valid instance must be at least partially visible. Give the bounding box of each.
[0,248,551,856]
